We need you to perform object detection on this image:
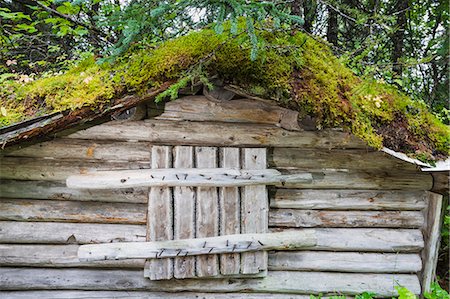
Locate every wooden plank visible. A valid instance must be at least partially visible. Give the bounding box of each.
[421,192,444,293]
[0,199,146,224]
[3,139,151,162]
[0,244,144,268]
[278,169,432,190]
[195,147,219,277]
[0,157,150,181]
[270,148,419,171]
[66,168,311,189]
[219,147,241,275]
[78,231,317,261]
[269,209,424,228]
[157,96,301,131]
[270,189,428,210]
[269,251,422,273]
[271,228,424,252]
[0,268,421,296]
[67,119,368,149]
[241,148,268,274]
[0,221,146,244]
[173,146,196,279]
[145,146,173,280]
[0,291,315,299]
[0,180,148,203]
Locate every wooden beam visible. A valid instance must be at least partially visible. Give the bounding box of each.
[66,168,312,189]
[67,119,368,149]
[0,180,148,203]
[77,231,317,261]
[270,189,428,210]
[420,192,444,293]
[269,251,422,273]
[269,209,424,228]
[0,199,147,224]
[0,268,421,296]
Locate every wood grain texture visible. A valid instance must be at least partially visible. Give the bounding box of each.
[270,148,418,171]
[0,291,317,299]
[219,147,241,275]
[173,146,196,279]
[3,139,151,162]
[270,189,428,210]
[269,209,424,228]
[157,96,301,131]
[0,244,144,268]
[195,147,219,277]
[0,157,150,181]
[67,119,368,149]
[241,148,268,274]
[421,192,444,293]
[146,146,173,280]
[0,268,421,296]
[269,251,422,273]
[0,198,146,224]
[0,221,146,244]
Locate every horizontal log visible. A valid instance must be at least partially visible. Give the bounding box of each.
[269,251,422,273]
[270,189,428,210]
[78,231,317,261]
[269,209,424,228]
[270,148,418,171]
[0,221,146,244]
[157,96,301,131]
[0,291,316,299]
[0,245,144,268]
[0,199,147,224]
[67,168,312,189]
[0,157,150,181]
[67,119,368,149]
[0,221,423,253]
[0,180,148,203]
[279,169,432,190]
[0,268,421,296]
[3,139,151,162]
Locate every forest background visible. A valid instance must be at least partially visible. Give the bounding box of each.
[0,0,448,293]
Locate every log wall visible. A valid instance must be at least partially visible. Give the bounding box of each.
[0,99,440,297]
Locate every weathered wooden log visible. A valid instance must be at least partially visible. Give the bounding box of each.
[278,169,432,190]
[270,189,428,210]
[0,221,146,244]
[77,231,317,261]
[421,192,444,293]
[0,244,145,268]
[66,168,312,189]
[157,96,301,131]
[3,139,151,162]
[270,148,419,171]
[0,180,148,203]
[0,268,421,296]
[269,251,422,273]
[0,199,147,224]
[269,209,424,228]
[0,157,150,181]
[0,291,316,299]
[67,119,368,149]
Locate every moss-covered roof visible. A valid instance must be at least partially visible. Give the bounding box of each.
[1,25,448,160]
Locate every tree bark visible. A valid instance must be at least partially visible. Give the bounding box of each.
[391,0,409,77]
[326,8,338,45]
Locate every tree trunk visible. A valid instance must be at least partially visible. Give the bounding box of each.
[326,8,338,45]
[391,0,409,77]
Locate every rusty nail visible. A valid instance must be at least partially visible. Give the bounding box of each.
[162,176,165,181]
[232,244,237,252]
[203,241,207,248]
[258,240,264,246]
[247,241,252,249]
[208,247,214,253]
[176,249,182,256]
[175,174,179,180]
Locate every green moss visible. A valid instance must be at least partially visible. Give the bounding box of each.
[1,24,448,158]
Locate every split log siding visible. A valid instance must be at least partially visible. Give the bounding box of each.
[0,114,437,297]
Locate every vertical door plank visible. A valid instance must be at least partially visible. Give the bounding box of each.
[219,147,241,275]
[145,146,173,280]
[195,147,219,277]
[241,148,268,274]
[173,146,196,279]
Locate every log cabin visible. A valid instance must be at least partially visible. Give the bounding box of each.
[0,26,448,298]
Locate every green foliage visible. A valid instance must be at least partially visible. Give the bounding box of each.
[355,292,377,299]
[396,286,417,299]
[424,282,450,299]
